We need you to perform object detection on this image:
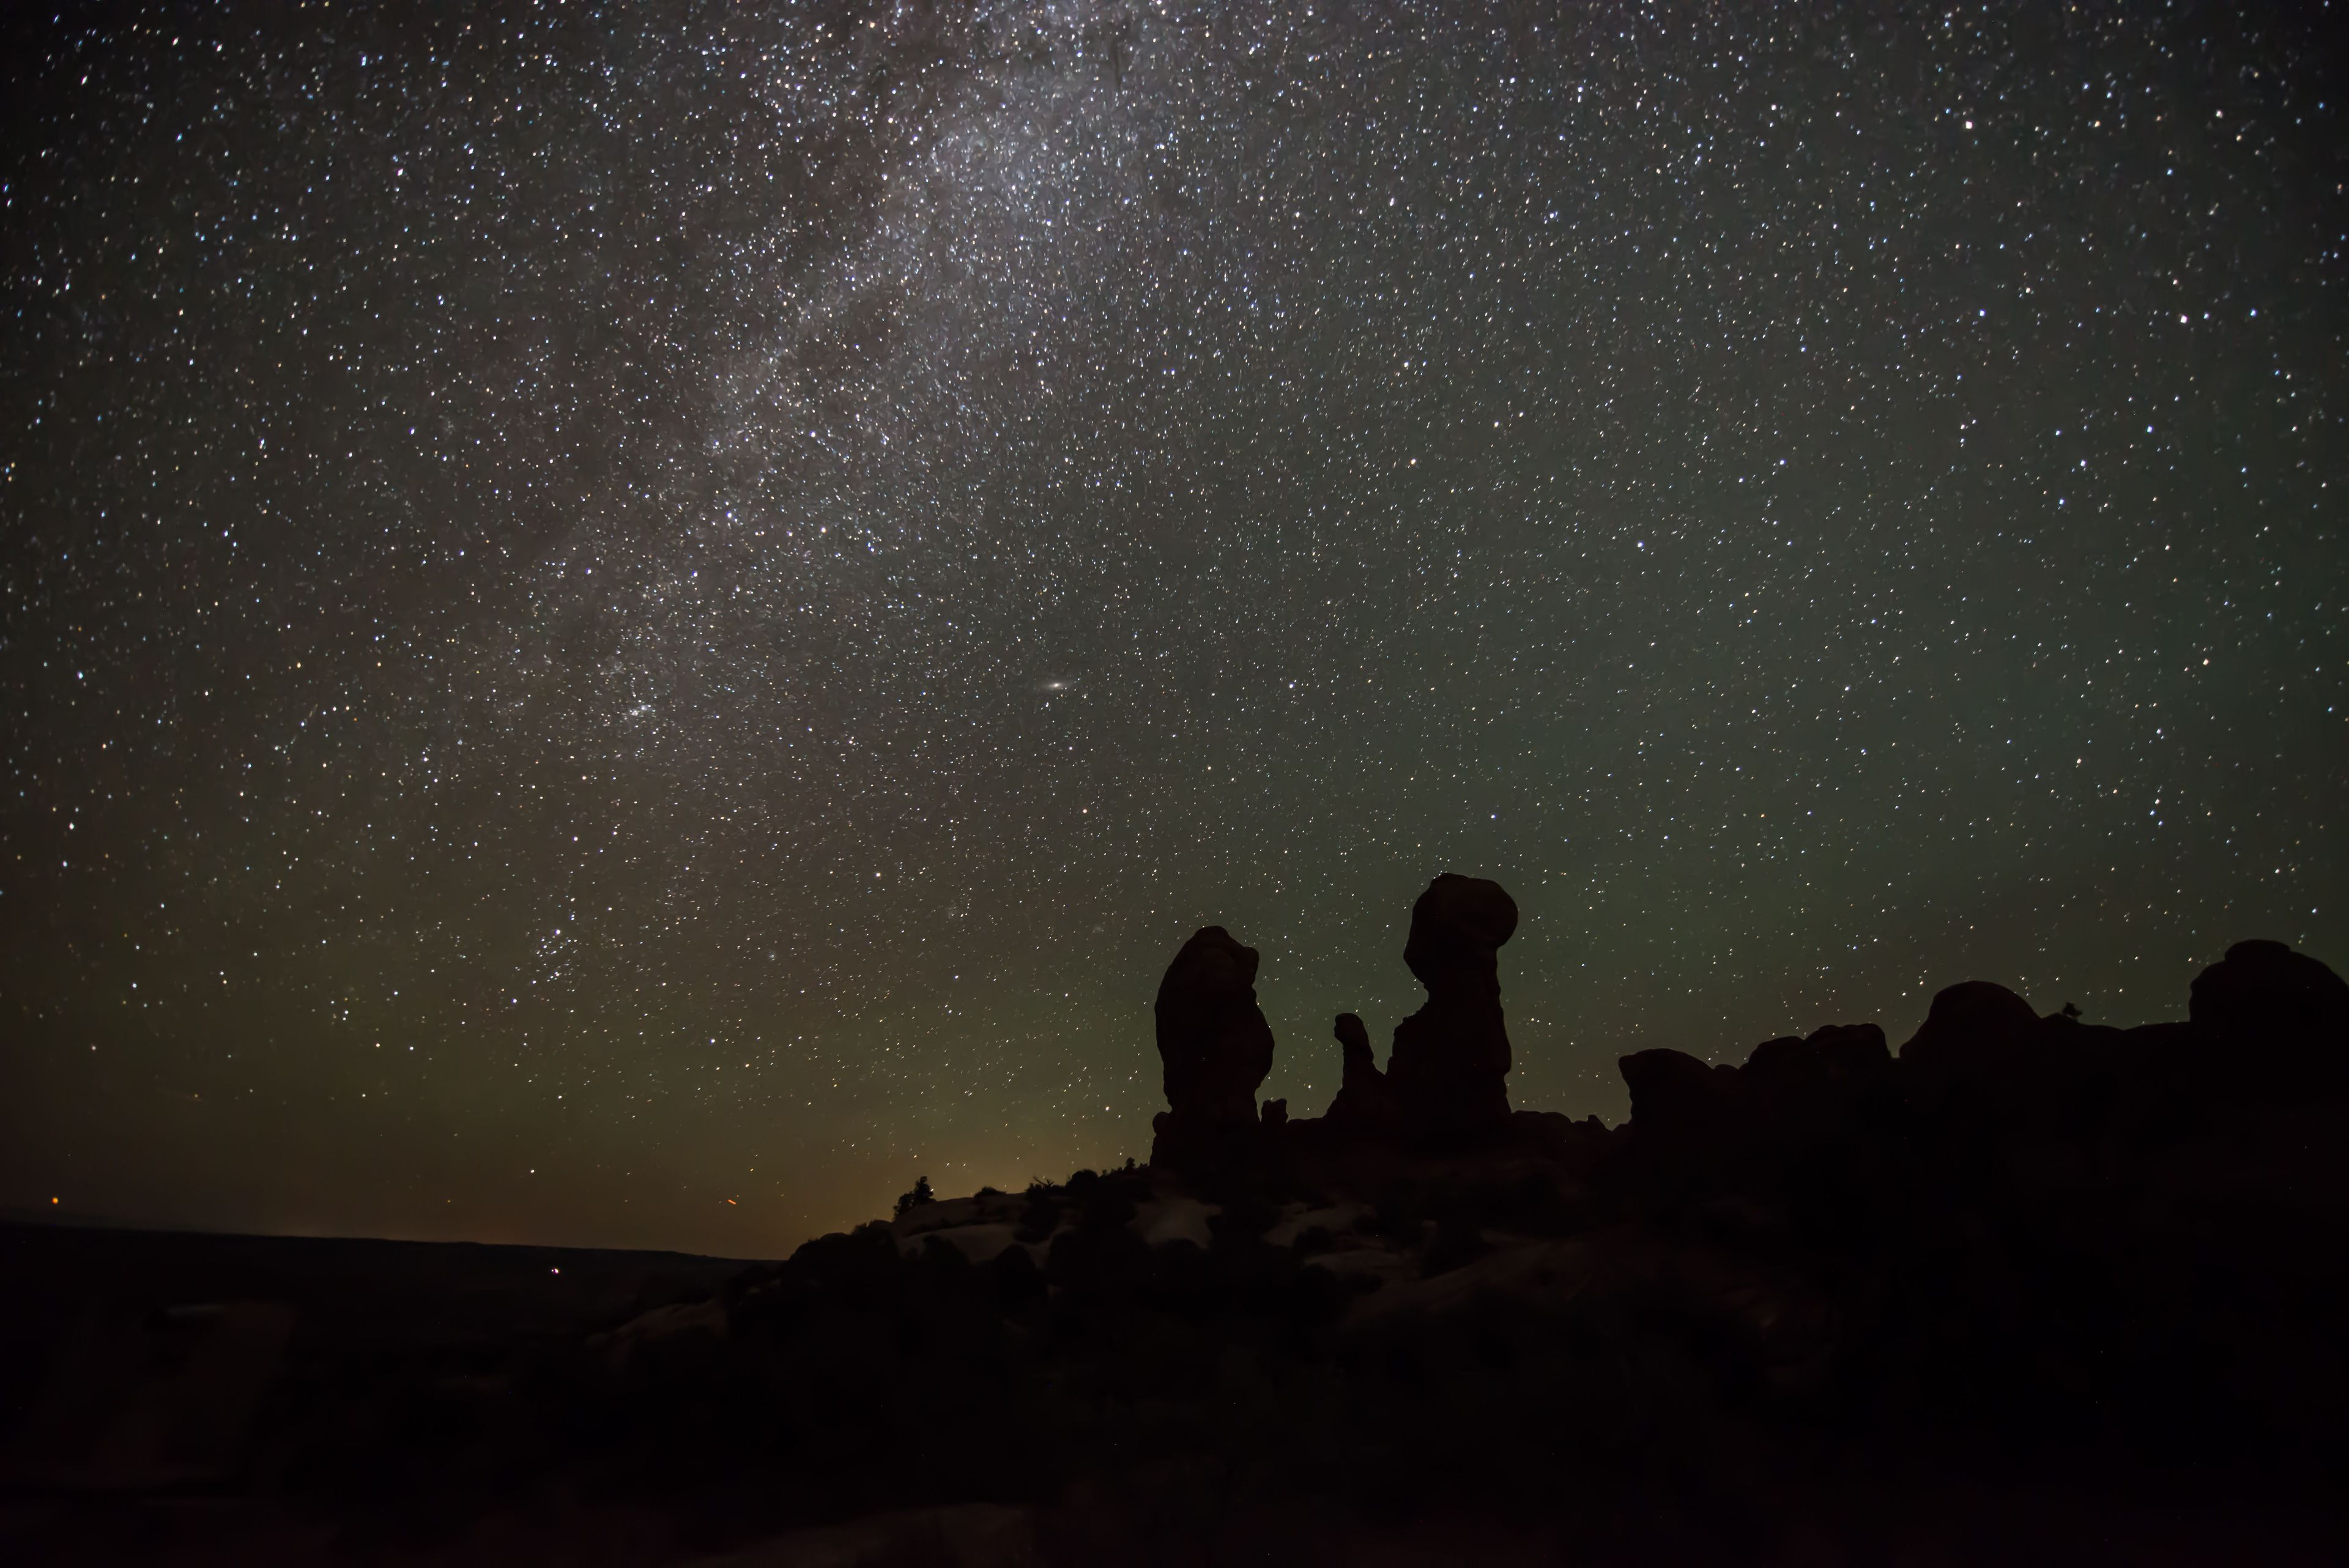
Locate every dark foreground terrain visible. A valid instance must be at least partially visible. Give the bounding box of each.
[6,895,2348,1564]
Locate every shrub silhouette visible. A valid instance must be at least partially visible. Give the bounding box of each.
[892,1175,934,1218]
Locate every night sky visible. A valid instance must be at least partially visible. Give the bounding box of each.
[3,1,2342,1256]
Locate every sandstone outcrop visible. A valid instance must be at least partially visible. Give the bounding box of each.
[1896,978,2043,1088]
[1322,1012,1396,1132]
[1382,874,1520,1142]
[2191,937,2349,1093]
[1149,925,1277,1168]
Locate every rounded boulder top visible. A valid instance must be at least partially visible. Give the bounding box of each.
[2190,939,2349,1042]
[1403,874,1518,983]
[1156,926,1262,1013]
[1899,979,2041,1079]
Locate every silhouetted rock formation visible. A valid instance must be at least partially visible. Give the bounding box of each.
[1590,937,2349,1451]
[1383,874,1519,1142]
[20,925,2349,1564]
[1617,1044,1736,1140]
[1149,925,1277,1169]
[1621,1020,1888,1131]
[1614,1022,1896,1192]
[1323,1013,1396,1131]
[1744,1022,1892,1097]
[2193,937,2349,1034]
[2192,937,2349,1092]
[1897,977,2044,1089]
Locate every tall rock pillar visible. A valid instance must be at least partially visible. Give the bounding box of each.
[1149,926,1277,1169]
[1383,874,1518,1142]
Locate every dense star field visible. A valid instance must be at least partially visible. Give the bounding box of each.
[2,1,2342,1255]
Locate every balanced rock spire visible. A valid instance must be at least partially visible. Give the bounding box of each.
[1382,873,1520,1141]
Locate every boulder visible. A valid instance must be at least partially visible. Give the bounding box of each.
[1802,1022,1892,1075]
[1616,1047,1754,1176]
[1615,1024,1899,1202]
[1743,1023,1892,1102]
[2191,939,2349,1044]
[1384,874,1520,1140]
[2189,939,2349,1096]
[1899,979,2043,1090]
[1620,1047,1739,1130]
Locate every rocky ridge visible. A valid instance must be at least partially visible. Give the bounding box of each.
[15,878,2347,1564]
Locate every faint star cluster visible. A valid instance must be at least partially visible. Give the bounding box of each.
[1,1,2342,1252]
